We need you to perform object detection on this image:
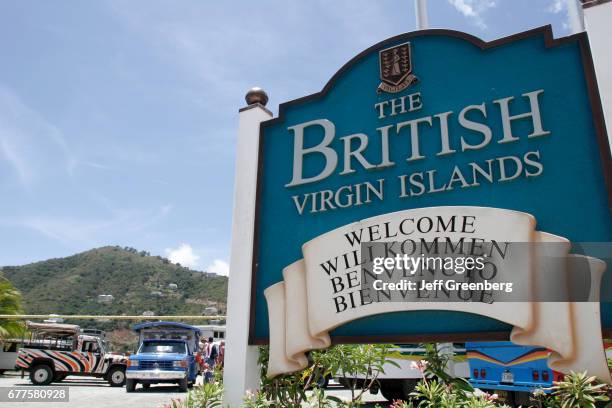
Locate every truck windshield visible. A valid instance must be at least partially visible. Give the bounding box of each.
[140,341,186,354]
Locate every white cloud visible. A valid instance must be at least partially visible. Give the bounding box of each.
[0,85,76,189]
[448,0,497,29]
[546,0,572,31]
[125,204,173,233]
[548,0,565,13]
[107,0,397,112]
[2,203,174,248]
[165,243,200,268]
[19,215,120,247]
[206,259,229,276]
[0,137,32,186]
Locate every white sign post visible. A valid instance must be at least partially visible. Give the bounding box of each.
[581,0,612,144]
[223,88,272,406]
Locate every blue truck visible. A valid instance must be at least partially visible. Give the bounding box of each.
[126,322,202,392]
[466,341,563,405]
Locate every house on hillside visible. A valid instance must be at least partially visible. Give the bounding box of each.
[203,306,218,316]
[44,314,64,323]
[97,294,114,303]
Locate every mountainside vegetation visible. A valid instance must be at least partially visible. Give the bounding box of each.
[1,246,228,317]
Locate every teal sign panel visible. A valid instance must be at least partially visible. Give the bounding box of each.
[250,27,611,344]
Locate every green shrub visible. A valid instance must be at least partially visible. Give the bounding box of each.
[256,343,397,407]
[164,344,611,408]
[242,389,274,407]
[162,382,224,408]
[549,371,609,408]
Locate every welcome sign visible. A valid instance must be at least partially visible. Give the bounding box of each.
[250,27,611,354]
[265,206,610,380]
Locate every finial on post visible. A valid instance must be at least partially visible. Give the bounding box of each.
[245,87,269,107]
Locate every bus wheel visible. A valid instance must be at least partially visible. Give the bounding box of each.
[380,386,404,401]
[380,379,418,402]
[401,379,418,397]
[30,364,53,386]
[380,380,404,401]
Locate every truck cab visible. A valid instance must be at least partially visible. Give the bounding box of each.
[126,322,201,392]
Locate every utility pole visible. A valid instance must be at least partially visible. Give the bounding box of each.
[566,0,585,34]
[415,0,429,30]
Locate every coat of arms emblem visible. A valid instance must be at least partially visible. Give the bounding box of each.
[378,42,418,93]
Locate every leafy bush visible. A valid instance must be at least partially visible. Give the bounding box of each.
[529,387,561,408]
[256,343,397,407]
[256,346,310,406]
[409,378,504,408]
[389,400,413,408]
[164,344,611,408]
[548,371,609,408]
[313,343,399,403]
[243,389,274,407]
[161,382,223,408]
[304,387,342,408]
[0,276,24,339]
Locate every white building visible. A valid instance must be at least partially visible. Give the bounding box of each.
[97,294,114,303]
[196,324,226,341]
[203,306,218,316]
[44,314,64,323]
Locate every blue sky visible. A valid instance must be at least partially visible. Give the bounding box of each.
[0,0,573,274]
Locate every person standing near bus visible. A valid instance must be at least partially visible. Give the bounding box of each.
[216,340,225,369]
[204,337,218,383]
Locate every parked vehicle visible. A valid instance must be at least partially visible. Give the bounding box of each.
[337,343,469,401]
[15,322,127,386]
[126,321,201,392]
[0,340,22,375]
[466,341,562,405]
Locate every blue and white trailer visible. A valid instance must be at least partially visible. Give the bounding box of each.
[466,341,563,405]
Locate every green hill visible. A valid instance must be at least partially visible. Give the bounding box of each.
[1,246,228,317]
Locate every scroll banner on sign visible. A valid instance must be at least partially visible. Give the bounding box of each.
[264,206,611,382]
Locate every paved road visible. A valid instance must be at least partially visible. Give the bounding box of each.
[0,373,390,408]
[0,372,189,408]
